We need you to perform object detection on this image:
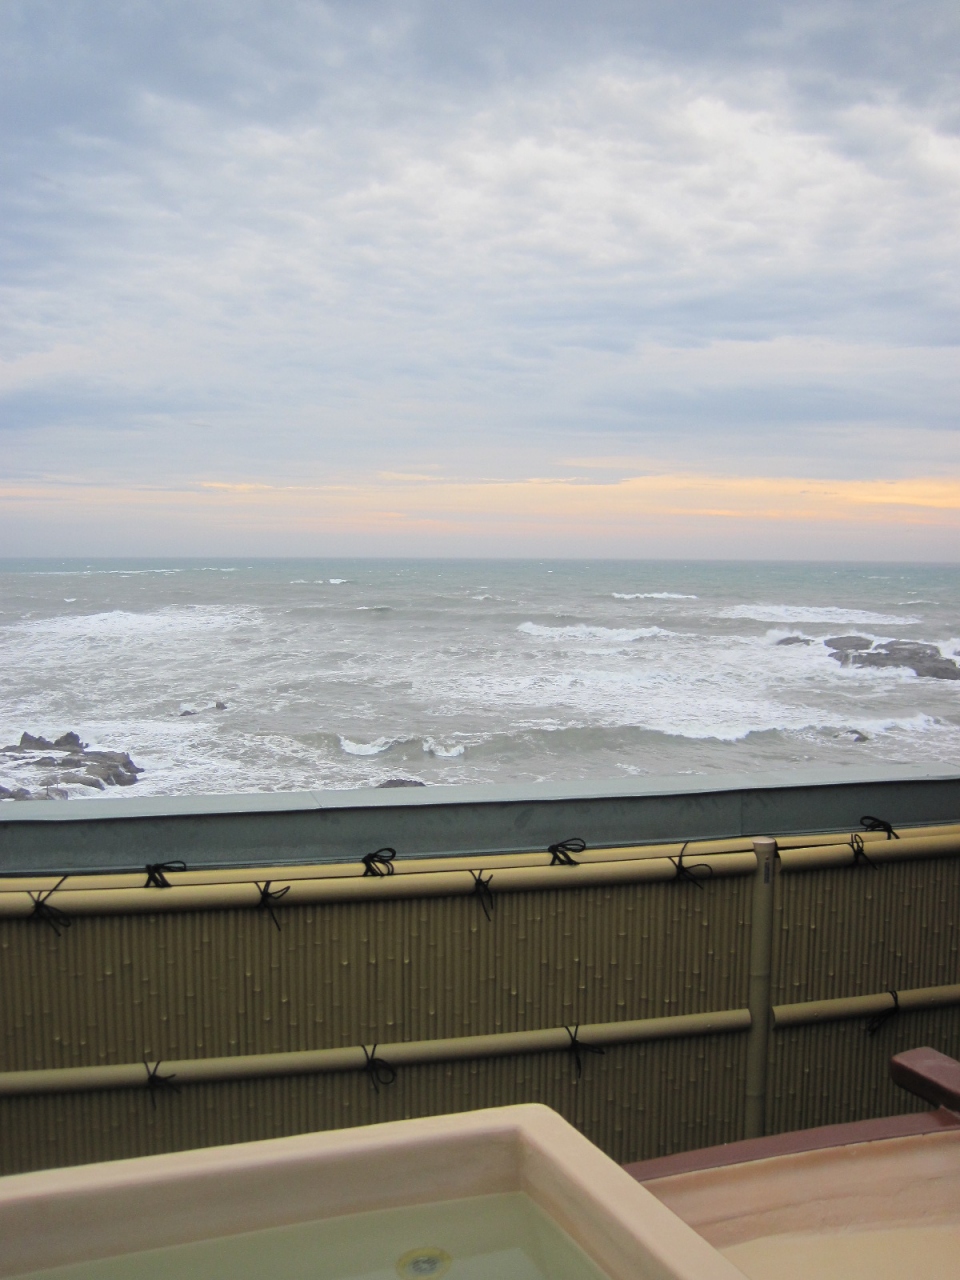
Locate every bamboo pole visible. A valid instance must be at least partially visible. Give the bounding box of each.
[744,837,777,1138]
[0,1008,751,1097]
[778,832,960,871]
[0,852,756,919]
[773,983,960,1027]
[5,823,957,895]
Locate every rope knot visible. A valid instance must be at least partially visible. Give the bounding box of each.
[565,1025,605,1080]
[866,990,900,1036]
[143,1058,180,1108]
[144,861,186,888]
[548,838,585,866]
[29,877,71,936]
[362,847,397,877]
[849,832,876,868]
[362,1044,397,1092]
[256,881,290,930]
[470,870,495,920]
[861,815,899,840]
[670,844,714,889]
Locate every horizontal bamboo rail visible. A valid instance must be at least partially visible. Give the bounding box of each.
[773,983,960,1028]
[778,831,960,871]
[4,823,958,895]
[8,976,959,1099]
[0,1008,751,1097]
[0,851,756,918]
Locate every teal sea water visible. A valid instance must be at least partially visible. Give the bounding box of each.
[1,559,958,799]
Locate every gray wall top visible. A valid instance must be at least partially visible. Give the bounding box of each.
[1,766,958,875]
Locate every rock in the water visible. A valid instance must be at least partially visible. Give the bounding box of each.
[215,701,228,710]
[0,785,32,800]
[377,778,426,788]
[826,637,960,680]
[776,635,812,646]
[179,710,197,717]
[1,732,144,799]
[825,635,873,654]
[853,641,960,680]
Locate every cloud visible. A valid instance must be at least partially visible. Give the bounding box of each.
[1,1,959,554]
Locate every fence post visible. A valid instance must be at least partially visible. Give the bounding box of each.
[744,836,777,1138]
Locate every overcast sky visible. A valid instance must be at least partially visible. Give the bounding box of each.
[2,0,959,557]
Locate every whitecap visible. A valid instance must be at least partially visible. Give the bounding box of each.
[329,579,348,584]
[472,594,493,601]
[613,592,697,600]
[338,735,397,756]
[518,622,669,642]
[422,738,466,757]
[718,605,920,626]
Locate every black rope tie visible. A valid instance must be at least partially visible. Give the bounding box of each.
[670,843,714,889]
[144,861,187,888]
[143,1058,180,1108]
[866,989,900,1036]
[548,838,585,867]
[362,847,397,877]
[29,876,71,936]
[861,815,900,841]
[470,870,495,921]
[256,881,290,931]
[362,1044,397,1092]
[848,832,876,868]
[565,1025,605,1081]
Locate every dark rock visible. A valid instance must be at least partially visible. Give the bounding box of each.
[19,733,54,750]
[54,772,106,790]
[54,732,85,750]
[824,635,873,653]
[179,710,197,717]
[377,778,427,788]
[215,701,227,710]
[850,641,960,681]
[0,785,33,800]
[776,636,812,646]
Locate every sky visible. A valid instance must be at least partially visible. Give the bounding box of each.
[1,0,959,559]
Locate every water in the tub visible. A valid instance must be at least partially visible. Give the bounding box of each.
[16,1193,612,1280]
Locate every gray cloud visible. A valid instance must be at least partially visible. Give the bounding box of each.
[1,0,959,548]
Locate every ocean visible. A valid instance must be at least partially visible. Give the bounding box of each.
[1,559,958,800]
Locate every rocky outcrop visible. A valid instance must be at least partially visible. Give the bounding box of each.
[825,637,960,680]
[377,778,426,788]
[0,733,144,800]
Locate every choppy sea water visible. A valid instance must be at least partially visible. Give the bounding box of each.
[1,559,958,800]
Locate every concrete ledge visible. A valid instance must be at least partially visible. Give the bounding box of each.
[1,766,958,875]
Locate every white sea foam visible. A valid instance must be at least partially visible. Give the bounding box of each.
[472,594,493,600]
[613,592,697,600]
[423,738,466,757]
[517,622,669,642]
[338,735,397,755]
[329,579,348,584]
[718,605,920,626]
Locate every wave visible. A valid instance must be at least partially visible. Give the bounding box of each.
[612,592,697,600]
[423,737,465,757]
[518,622,670,642]
[338,735,397,756]
[6,605,261,639]
[718,605,920,626]
[328,579,348,584]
